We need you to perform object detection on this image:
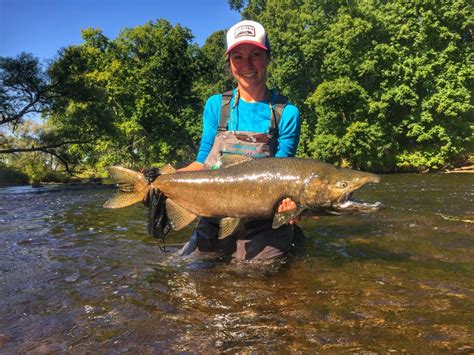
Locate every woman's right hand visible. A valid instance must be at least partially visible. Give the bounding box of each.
[177,161,204,172]
[278,198,302,225]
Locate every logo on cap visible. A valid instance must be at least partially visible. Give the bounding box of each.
[234,25,255,38]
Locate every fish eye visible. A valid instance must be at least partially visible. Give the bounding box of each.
[340,181,348,188]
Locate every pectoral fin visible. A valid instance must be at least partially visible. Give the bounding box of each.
[272,205,307,229]
[219,217,242,239]
[165,199,197,230]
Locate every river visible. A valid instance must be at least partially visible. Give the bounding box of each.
[0,173,472,353]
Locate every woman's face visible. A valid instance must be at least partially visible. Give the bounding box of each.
[228,43,269,92]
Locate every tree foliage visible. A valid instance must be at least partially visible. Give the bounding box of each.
[0,53,89,176]
[0,120,80,181]
[0,53,57,128]
[238,0,473,171]
[1,1,472,178]
[191,30,235,105]
[49,20,200,169]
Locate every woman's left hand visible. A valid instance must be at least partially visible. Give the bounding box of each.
[277,198,302,225]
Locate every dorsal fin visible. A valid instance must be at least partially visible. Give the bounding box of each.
[217,154,253,169]
[159,164,176,175]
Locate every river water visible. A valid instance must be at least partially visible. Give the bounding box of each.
[0,174,472,353]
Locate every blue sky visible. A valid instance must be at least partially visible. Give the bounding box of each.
[0,0,241,61]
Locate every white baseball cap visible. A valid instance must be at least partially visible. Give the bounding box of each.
[225,20,269,54]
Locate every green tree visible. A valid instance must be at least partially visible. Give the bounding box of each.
[0,119,80,181]
[0,52,92,175]
[49,20,200,169]
[0,53,56,128]
[232,0,473,171]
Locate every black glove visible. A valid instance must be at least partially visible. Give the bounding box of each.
[143,167,161,207]
[143,167,161,184]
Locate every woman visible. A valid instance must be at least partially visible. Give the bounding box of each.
[179,20,303,260]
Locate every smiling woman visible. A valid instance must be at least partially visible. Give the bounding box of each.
[225,20,270,102]
[174,20,304,261]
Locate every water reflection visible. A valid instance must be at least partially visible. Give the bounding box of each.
[0,174,473,352]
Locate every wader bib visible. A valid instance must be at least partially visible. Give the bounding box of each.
[179,89,305,260]
[203,89,287,169]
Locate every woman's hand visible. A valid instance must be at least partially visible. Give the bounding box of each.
[177,161,204,172]
[277,198,302,225]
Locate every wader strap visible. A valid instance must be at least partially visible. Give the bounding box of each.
[268,93,288,136]
[218,90,234,132]
[268,93,288,155]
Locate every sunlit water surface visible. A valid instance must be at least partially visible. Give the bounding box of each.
[0,174,473,353]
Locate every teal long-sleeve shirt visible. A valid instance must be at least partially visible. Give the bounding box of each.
[196,90,302,164]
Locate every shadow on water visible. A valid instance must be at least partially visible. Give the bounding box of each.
[0,174,473,352]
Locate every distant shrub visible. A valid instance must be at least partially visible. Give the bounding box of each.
[0,166,30,186]
[41,170,71,183]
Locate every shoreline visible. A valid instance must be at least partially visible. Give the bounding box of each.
[0,180,115,189]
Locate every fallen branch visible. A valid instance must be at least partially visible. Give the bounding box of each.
[444,165,474,173]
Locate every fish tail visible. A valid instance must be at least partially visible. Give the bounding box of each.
[103,166,150,208]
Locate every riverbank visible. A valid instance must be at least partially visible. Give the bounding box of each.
[0,178,109,188]
[0,165,108,187]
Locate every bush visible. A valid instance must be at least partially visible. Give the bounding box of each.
[0,166,30,186]
[41,170,71,183]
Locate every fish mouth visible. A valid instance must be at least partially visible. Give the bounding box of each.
[329,198,384,215]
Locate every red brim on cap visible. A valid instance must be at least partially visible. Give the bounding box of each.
[225,40,268,55]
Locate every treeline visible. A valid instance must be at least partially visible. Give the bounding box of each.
[1,0,472,182]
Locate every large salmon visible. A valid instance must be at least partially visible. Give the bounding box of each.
[104,155,383,238]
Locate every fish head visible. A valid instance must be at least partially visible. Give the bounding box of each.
[326,167,383,214]
[328,168,380,202]
[301,165,383,214]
